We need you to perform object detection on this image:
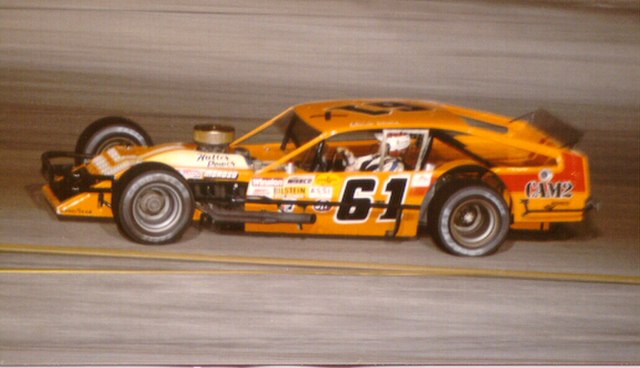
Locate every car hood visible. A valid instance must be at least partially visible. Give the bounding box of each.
[87,143,251,178]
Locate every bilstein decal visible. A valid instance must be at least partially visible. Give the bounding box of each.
[274,186,306,198]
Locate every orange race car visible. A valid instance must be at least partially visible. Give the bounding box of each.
[41,100,595,256]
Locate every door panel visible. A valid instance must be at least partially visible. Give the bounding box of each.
[244,170,428,237]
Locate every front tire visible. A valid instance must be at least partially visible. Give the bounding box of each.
[75,116,153,164]
[115,165,194,245]
[432,185,510,256]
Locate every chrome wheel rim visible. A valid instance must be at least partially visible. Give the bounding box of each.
[132,183,183,234]
[450,198,500,249]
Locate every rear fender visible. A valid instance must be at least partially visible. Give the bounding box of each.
[419,164,509,225]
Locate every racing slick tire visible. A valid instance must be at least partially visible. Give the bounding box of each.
[431,185,510,257]
[114,163,194,245]
[75,116,153,164]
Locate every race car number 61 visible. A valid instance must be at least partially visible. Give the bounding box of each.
[335,176,409,223]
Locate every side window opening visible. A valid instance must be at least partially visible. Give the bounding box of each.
[322,129,432,173]
[285,129,436,173]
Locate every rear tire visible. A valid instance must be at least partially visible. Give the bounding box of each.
[432,185,509,256]
[75,116,153,164]
[114,164,194,245]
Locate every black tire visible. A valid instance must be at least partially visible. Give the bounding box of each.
[75,116,153,164]
[432,185,510,256]
[114,164,194,245]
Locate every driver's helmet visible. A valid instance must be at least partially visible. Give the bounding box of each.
[376,132,411,153]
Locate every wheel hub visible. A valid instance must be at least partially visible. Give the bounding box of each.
[139,191,165,214]
[450,199,499,249]
[460,208,477,225]
[131,183,182,233]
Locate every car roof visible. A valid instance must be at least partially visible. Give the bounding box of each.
[292,99,473,134]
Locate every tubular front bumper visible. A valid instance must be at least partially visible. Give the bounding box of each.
[41,151,116,218]
[41,151,114,202]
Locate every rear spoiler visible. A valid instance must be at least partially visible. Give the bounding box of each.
[510,109,583,148]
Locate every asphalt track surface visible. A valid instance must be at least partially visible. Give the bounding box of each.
[0,1,639,365]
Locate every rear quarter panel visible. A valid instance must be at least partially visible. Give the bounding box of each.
[496,151,590,223]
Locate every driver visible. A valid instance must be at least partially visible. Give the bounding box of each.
[338,133,411,172]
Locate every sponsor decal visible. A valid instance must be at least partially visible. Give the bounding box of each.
[309,186,333,199]
[247,187,274,197]
[204,170,239,180]
[410,172,432,188]
[61,208,93,215]
[315,173,340,186]
[525,169,574,199]
[250,178,285,187]
[280,203,296,213]
[247,177,284,198]
[196,153,239,168]
[286,175,314,185]
[538,169,554,182]
[313,201,332,213]
[178,169,203,180]
[274,186,307,198]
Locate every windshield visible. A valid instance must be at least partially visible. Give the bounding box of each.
[240,110,320,148]
[280,111,321,149]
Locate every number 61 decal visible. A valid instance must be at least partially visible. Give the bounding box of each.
[335,176,409,223]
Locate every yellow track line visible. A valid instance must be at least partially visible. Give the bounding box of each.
[0,268,420,277]
[1,243,639,285]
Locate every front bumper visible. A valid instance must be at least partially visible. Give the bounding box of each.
[41,151,115,218]
[41,150,114,202]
